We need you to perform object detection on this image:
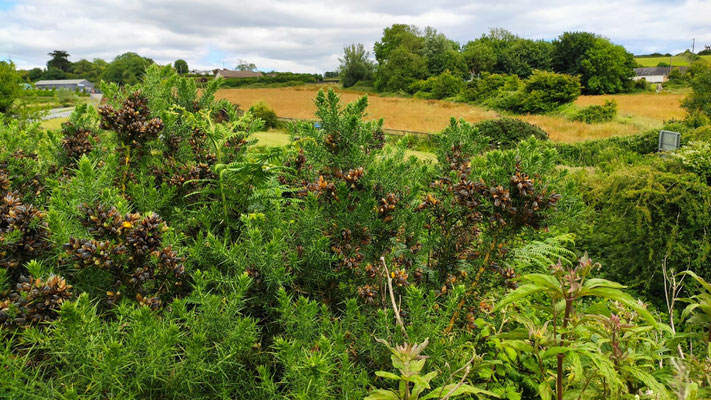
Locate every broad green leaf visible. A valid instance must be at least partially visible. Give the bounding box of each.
[494,284,546,312]
[412,371,438,398]
[375,371,402,381]
[680,303,700,321]
[365,389,401,400]
[521,274,563,295]
[537,381,553,400]
[627,367,670,400]
[582,287,657,326]
[681,271,711,293]
[583,278,625,290]
[541,346,571,360]
[409,358,427,375]
[421,384,500,399]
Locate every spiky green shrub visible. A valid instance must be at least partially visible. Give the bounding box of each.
[475,117,549,149]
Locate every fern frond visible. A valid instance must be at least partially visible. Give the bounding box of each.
[504,233,576,271]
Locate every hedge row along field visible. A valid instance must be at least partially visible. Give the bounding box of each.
[1,64,711,399]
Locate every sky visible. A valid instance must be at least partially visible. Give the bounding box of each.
[1,0,710,73]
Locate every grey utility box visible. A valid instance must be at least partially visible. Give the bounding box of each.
[658,130,681,151]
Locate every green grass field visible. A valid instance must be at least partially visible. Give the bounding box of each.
[39,117,68,130]
[634,55,711,67]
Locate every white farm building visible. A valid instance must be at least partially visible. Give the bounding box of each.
[34,79,95,93]
[632,67,687,84]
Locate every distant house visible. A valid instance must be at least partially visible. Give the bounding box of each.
[188,69,214,76]
[35,79,95,93]
[214,69,263,79]
[633,67,688,84]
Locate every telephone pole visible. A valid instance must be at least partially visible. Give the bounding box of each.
[692,38,695,54]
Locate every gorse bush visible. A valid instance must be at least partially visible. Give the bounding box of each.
[475,117,549,149]
[1,63,710,399]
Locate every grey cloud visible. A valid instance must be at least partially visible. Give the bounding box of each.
[0,0,709,73]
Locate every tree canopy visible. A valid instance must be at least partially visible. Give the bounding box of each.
[369,25,636,95]
[173,59,189,74]
[101,52,154,85]
[338,43,375,88]
[47,50,72,72]
[552,32,635,94]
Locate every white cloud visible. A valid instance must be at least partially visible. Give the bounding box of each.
[0,0,709,72]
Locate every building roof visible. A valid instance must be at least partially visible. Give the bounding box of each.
[633,67,687,77]
[215,69,263,78]
[35,79,92,85]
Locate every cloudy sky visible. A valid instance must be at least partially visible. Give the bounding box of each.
[1,0,710,73]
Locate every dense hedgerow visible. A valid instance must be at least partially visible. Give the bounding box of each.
[1,64,710,399]
[462,70,581,114]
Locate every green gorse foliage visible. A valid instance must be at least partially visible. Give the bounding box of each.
[0,63,710,399]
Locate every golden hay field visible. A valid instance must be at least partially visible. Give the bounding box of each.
[216,85,685,143]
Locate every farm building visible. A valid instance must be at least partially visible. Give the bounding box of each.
[189,69,214,76]
[214,69,263,79]
[35,79,95,93]
[633,67,687,83]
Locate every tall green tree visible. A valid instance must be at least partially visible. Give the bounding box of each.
[374,46,427,92]
[552,32,635,94]
[422,27,466,77]
[338,43,375,88]
[42,67,67,80]
[373,24,427,92]
[174,59,189,74]
[497,39,553,77]
[551,31,598,74]
[236,60,257,71]
[72,59,104,82]
[462,41,496,75]
[373,24,424,64]
[469,29,553,77]
[26,67,44,81]
[580,38,636,94]
[101,52,153,85]
[47,50,72,72]
[0,61,21,113]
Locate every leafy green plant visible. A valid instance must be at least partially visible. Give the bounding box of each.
[674,141,711,181]
[573,99,617,123]
[495,255,659,400]
[249,101,278,129]
[680,271,711,344]
[411,70,464,99]
[366,339,499,400]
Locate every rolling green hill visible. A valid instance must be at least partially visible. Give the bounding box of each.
[634,55,711,67]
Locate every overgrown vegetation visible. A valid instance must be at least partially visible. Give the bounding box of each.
[1,63,711,399]
[573,99,618,123]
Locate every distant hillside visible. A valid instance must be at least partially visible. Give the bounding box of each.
[634,55,711,67]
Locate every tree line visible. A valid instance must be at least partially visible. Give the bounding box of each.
[19,50,190,86]
[339,26,639,95]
